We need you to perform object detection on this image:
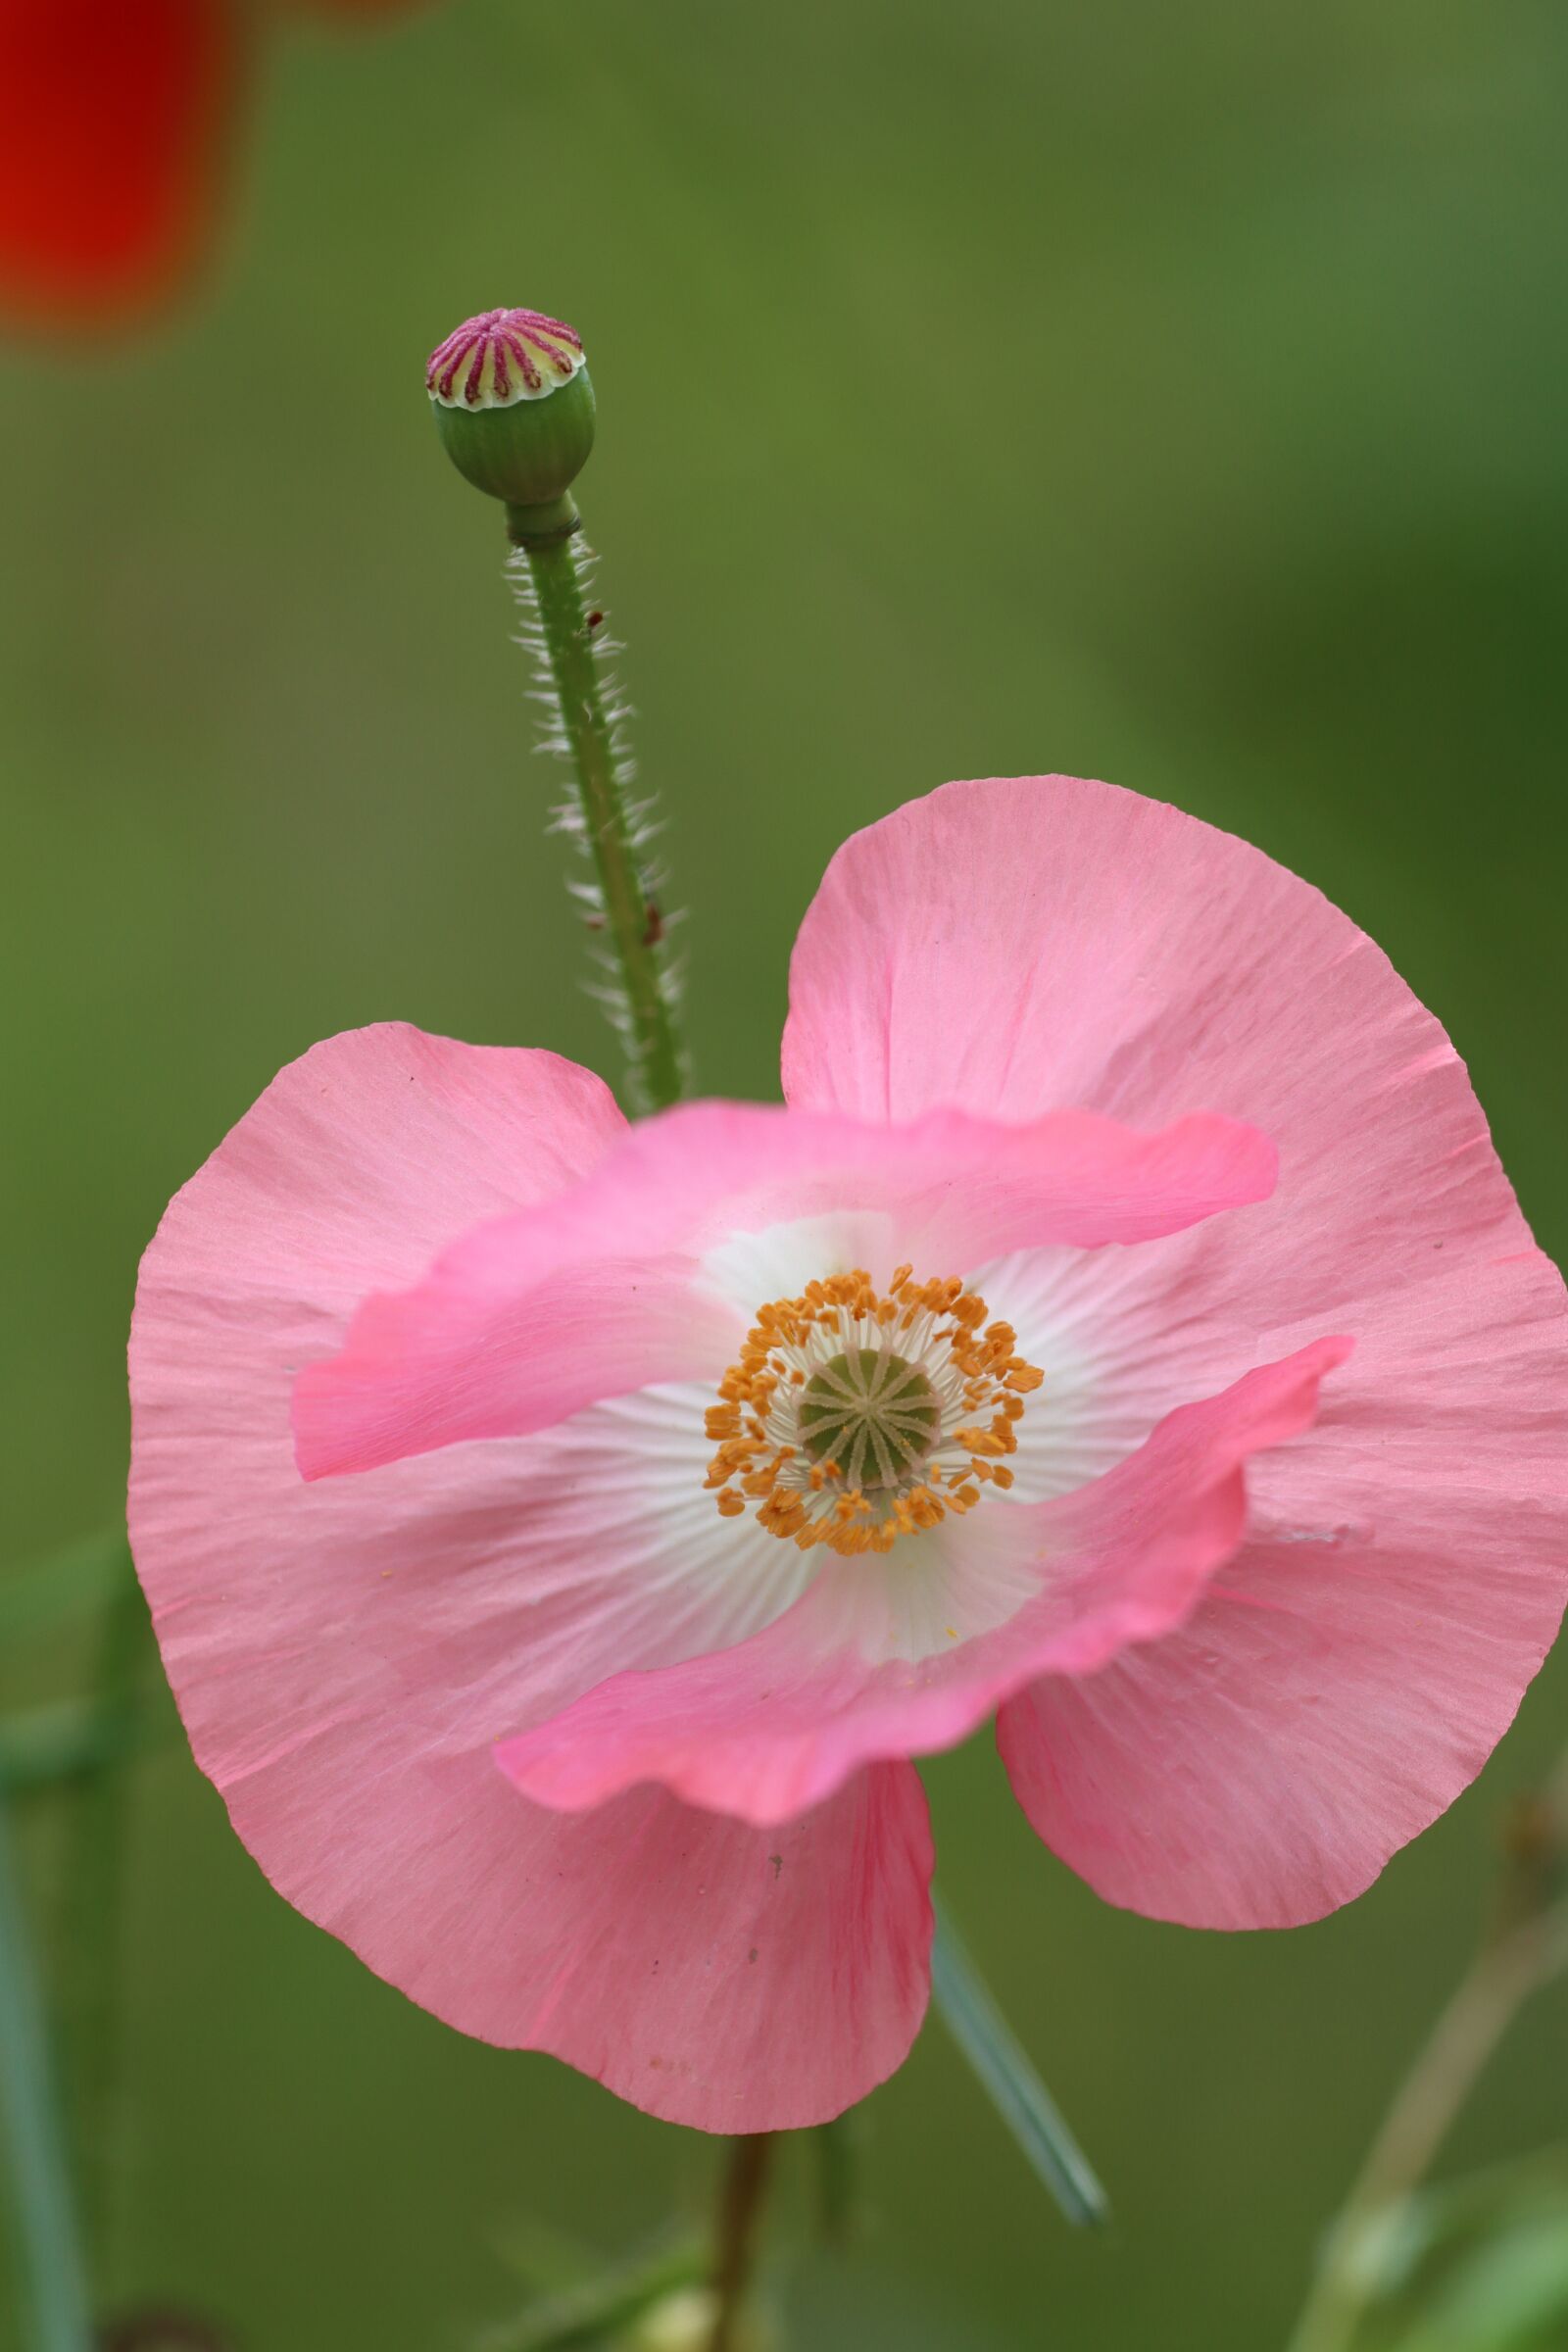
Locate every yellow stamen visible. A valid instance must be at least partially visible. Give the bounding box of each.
[703,1263,1044,1559]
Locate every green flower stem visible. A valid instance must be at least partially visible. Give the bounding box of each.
[1286,1902,1568,2352]
[811,2108,863,2247]
[706,2132,776,2352]
[0,1782,94,2352]
[512,517,685,1114]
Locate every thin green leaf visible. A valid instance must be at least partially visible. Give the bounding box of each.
[0,1529,133,1647]
[929,1897,1107,2230]
[0,1782,95,2351]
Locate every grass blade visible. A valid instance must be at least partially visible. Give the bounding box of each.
[0,1782,94,2351]
[930,1897,1108,2230]
[57,1561,152,2270]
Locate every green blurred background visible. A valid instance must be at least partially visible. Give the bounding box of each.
[4,1,1568,2344]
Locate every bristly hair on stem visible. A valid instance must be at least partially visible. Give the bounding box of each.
[507,535,689,1114]
[426,306,688,1113]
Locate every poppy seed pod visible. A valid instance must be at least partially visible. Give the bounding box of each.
[427,306,596,540]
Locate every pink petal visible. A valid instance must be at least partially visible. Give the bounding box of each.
[782,778,1535,1330]
[135,1020,627,1305]
[999,1248,1568,1927]
[785,776,1568,1912]
[128,1026,931,2126]
[295,1097,1276,1480]
[496,1340,1344,1826]
[242,1745,931,2132]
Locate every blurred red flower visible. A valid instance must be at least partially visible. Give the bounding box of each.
[0,0,425,331]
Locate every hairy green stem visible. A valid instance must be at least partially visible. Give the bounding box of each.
[512,524,685,1113]
[0,1784,94,2352]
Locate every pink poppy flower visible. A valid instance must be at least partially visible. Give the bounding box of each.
[127,775,1568,2132]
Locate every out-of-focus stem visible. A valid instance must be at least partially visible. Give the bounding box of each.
[0,1781,94,2352]
[56,1547,149,2274]
[1287,1786,1568,2352]
[706,2132,776,2352]
[0,1697,132,1793]
[811,2108,863,2246]
[514,523,685,1114]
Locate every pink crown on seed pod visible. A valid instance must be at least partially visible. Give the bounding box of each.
[426,306,597,525]
[426,307,586,410]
